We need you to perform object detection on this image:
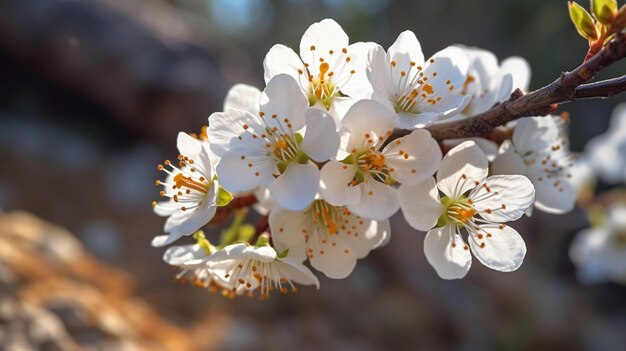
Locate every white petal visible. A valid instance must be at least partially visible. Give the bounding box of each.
[367,44,395,106]
[151,233,183,248]
[342,100,395,151]
[348,177,399,221]
[327,96,358,124]
[263,44,304,85]
[308,233,358,279]
[319,160,359,206]
[512,116,560,154]
[491,140,526,175]
[533,177,577,214]
[177,132,202,157]
[208,109,260,157]
[223,84,261,114]
[269,162,319,211]
[217,147,275,192]
[163,244,208,266]
[163,186,218,236]
[469,223,526,272]
[437,141,488,198]
[301,108,339,162]
[153,199,179,217]
[500,56,531,92]
[399,177,442,231]
[393,111,441,130]
[276,258,320,288]
[260,74,308,131]
[383,129,441,185]
[299,19,349,64]
[421,46,469,106]
[471,175,535,222]
[458,46,499,91]
[424,225,472,279]
[342,218,391,259]
[446,137,499,162]
[388,30,425,67]
[339,42,377,99]
[269,208,311,247]
[274,238,307,263]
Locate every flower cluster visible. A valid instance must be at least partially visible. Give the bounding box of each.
[151,19,589,297]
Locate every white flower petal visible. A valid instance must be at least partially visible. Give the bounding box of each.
[269,208,312,247]
[299,19,349,64]
[387,30,425,84]
[208,109,261,157]
[308,233,358,279]
[437,141,488,198]
[393,111,441,129]
[269,162,319,211]
[342,100,395,151]
[276,258,320,288]
[339,42,377,99]
[342,218,391,258]
[274,238,307,263]
[472,175,535,222]
[424,225,472,279]
[301,108,339,162]
[491,140,526,175]
[163,244,208,266]
[263,44,303,85]
[151,233,183,248]
[177,132,202,157]
[327,96,358,124]
[260,74,308,131]
[319,160,358,206]
[533,177,576,214]
[469,223,526,272]
[500,56,531,92]
[217,147,275,192]
[383,129,441,185]
[399,177,442,231]
[223,83,261,114]
[348,177,399,221]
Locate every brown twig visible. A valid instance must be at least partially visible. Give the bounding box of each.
[421,32,626,141]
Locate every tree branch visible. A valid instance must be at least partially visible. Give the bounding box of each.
[423,32,626,141]
[573,75,626,99]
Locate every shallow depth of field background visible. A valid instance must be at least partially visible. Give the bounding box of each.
[1,0,626,350]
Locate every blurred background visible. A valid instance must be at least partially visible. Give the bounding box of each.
[1,0,626,350]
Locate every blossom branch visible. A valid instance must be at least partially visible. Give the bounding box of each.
[423,32,626,141]
[573,75,626,99]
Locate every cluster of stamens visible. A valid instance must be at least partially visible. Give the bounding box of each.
[298,45,356,109]
[441,174,511,250]
[223,260,298,300]
[391,58,449,113]
[153,154,211,211]
[524,139,574,193]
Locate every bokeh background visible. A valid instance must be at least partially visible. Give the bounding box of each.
[1,0,626,350]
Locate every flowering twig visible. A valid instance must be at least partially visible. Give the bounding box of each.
[422,32,626,141]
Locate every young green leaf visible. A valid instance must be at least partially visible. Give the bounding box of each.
[591,0,617,24]
[569,1,600,40]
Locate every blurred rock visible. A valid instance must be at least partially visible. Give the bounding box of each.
[0,211,197,351]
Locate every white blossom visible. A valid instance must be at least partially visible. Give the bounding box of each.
[570,205,626,284]
[399,141,535,279]
[269,199,390,279]
[492,115,577,214]
[152,133,219,247]
[585,103,626,184]
[455,46,531,116]
[319,100,442,220]
[367,31,471,129]
[201,242,320,299]
[208,74,340,211]
[263,19,374,121]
